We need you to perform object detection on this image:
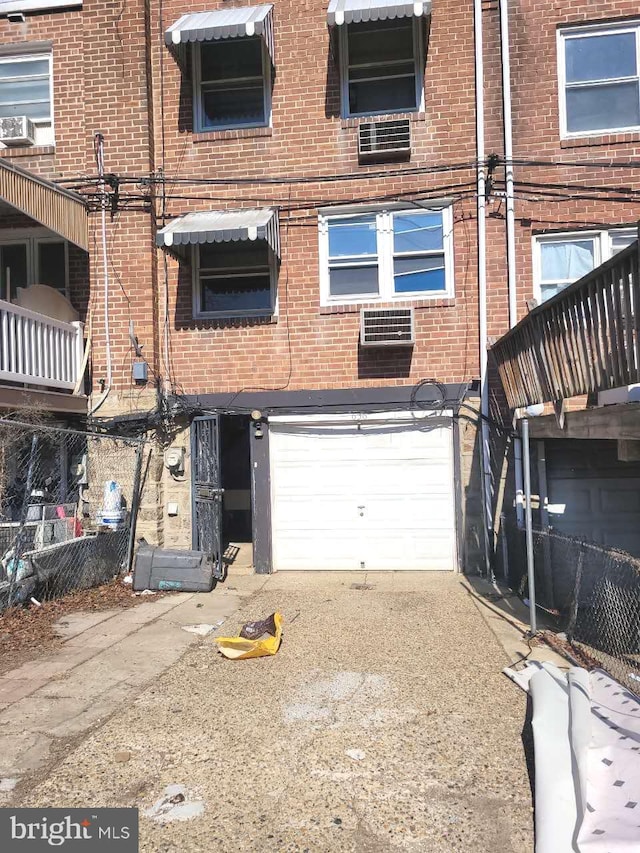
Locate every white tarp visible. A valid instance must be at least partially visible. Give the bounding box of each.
[505,662,640,852]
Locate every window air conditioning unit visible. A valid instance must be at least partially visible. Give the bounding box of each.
[358,119,411,162]
[360,308,415,347]
[0,116,36,146]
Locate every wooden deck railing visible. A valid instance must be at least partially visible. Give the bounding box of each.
[491,241,640,410]
[0,300,84,392]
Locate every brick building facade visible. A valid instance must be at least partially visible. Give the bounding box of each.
[0,0,637,572]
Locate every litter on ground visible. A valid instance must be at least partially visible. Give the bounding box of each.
[143,784,205,823]
[215,612,283,660]
[345,748,366,761]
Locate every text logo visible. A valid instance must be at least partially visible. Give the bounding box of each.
[0,809,138,851]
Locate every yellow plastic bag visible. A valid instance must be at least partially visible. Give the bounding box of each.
[215,612,283,660]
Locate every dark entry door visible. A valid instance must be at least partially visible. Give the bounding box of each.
[191,415,224,579]
[545,439,640,557]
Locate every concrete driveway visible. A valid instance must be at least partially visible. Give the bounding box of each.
[11,572,533,852]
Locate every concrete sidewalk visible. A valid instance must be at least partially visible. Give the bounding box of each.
[0,576,265,794]
[11,572,536,852]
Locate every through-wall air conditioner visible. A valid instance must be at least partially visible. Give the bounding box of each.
[358,119,411,162]
[0,116,36,146]
[360,308,415,347]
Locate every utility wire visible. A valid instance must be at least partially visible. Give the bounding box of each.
[54,161,478,188]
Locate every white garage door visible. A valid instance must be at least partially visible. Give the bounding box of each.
[269,413,457,571]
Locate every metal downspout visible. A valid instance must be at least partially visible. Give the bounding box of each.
[499,0,525,528]
[474,0,492,576]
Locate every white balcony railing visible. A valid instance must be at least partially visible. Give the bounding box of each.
[0,300,84,392]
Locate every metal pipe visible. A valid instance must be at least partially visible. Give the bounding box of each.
[499,0,517,328]
[9,434,39,606]
[126,440,145,573]
[514,430,524,527]
[474,0,492,577]
[499,0,526,535]
[522,417,537,634]
[89,133,112,417]
[500,512,509,582]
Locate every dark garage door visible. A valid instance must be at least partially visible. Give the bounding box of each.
[545,439,640,558]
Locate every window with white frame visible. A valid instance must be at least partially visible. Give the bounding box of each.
[193,37,270,131]
[534,229,636,302]
[0,52,53,145]
[559,23,640,137]
[0,232,68,301]
[193,240,276,317]
[340,17,423,117]
[320,206,453,305]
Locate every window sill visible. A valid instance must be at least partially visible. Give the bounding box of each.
[560,131,640,149]
[192,127,273,143]
[190,313,277,328]
[340,112,425,130]
[0,145,55,158]
[319,298,455,315]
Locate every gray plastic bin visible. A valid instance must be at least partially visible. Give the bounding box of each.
[133,544,215,592]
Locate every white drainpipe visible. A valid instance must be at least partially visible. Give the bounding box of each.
[499,0,525,527]
[474,0,492,575]
[501,0,517,330]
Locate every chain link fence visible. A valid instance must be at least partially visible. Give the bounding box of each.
[0,419,144,611]
[497,518,640,691]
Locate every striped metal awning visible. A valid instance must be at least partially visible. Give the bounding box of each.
[157,208,280,257]
[165,5,275,63]
[327,0,431,25]
[0,159,88,250]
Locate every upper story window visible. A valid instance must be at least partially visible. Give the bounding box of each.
[156,207,280,319]
[319,206,453,306]
[0,0,82,12]
[559,23,640,137]
[194,36,270,131]
[0,51,53,146]
[194,240,276,317]
[339,17,423,117]
[165,5,275,134]
[534,229,635,302]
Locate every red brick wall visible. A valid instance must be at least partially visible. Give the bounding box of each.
[12,0,640,400]
[149,0,484,394]
[0,0,157,392]
[508,0,640,317]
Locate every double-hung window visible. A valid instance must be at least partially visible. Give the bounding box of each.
[534,229,636,302]
[0,51,53,146]
[340,17,423,117]
[559,23,640,137]
[194,241,275,317]
[392,210,448,294]
[327,213,380,298]
[194,37,270,131]
[320,206,453,305]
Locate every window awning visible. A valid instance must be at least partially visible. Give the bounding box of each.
[327,0,431,26]
[0,159,88,251]
[157,208,280,257]
[165,4,275,63]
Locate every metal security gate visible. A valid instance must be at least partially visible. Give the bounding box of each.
[191,415,224,579]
